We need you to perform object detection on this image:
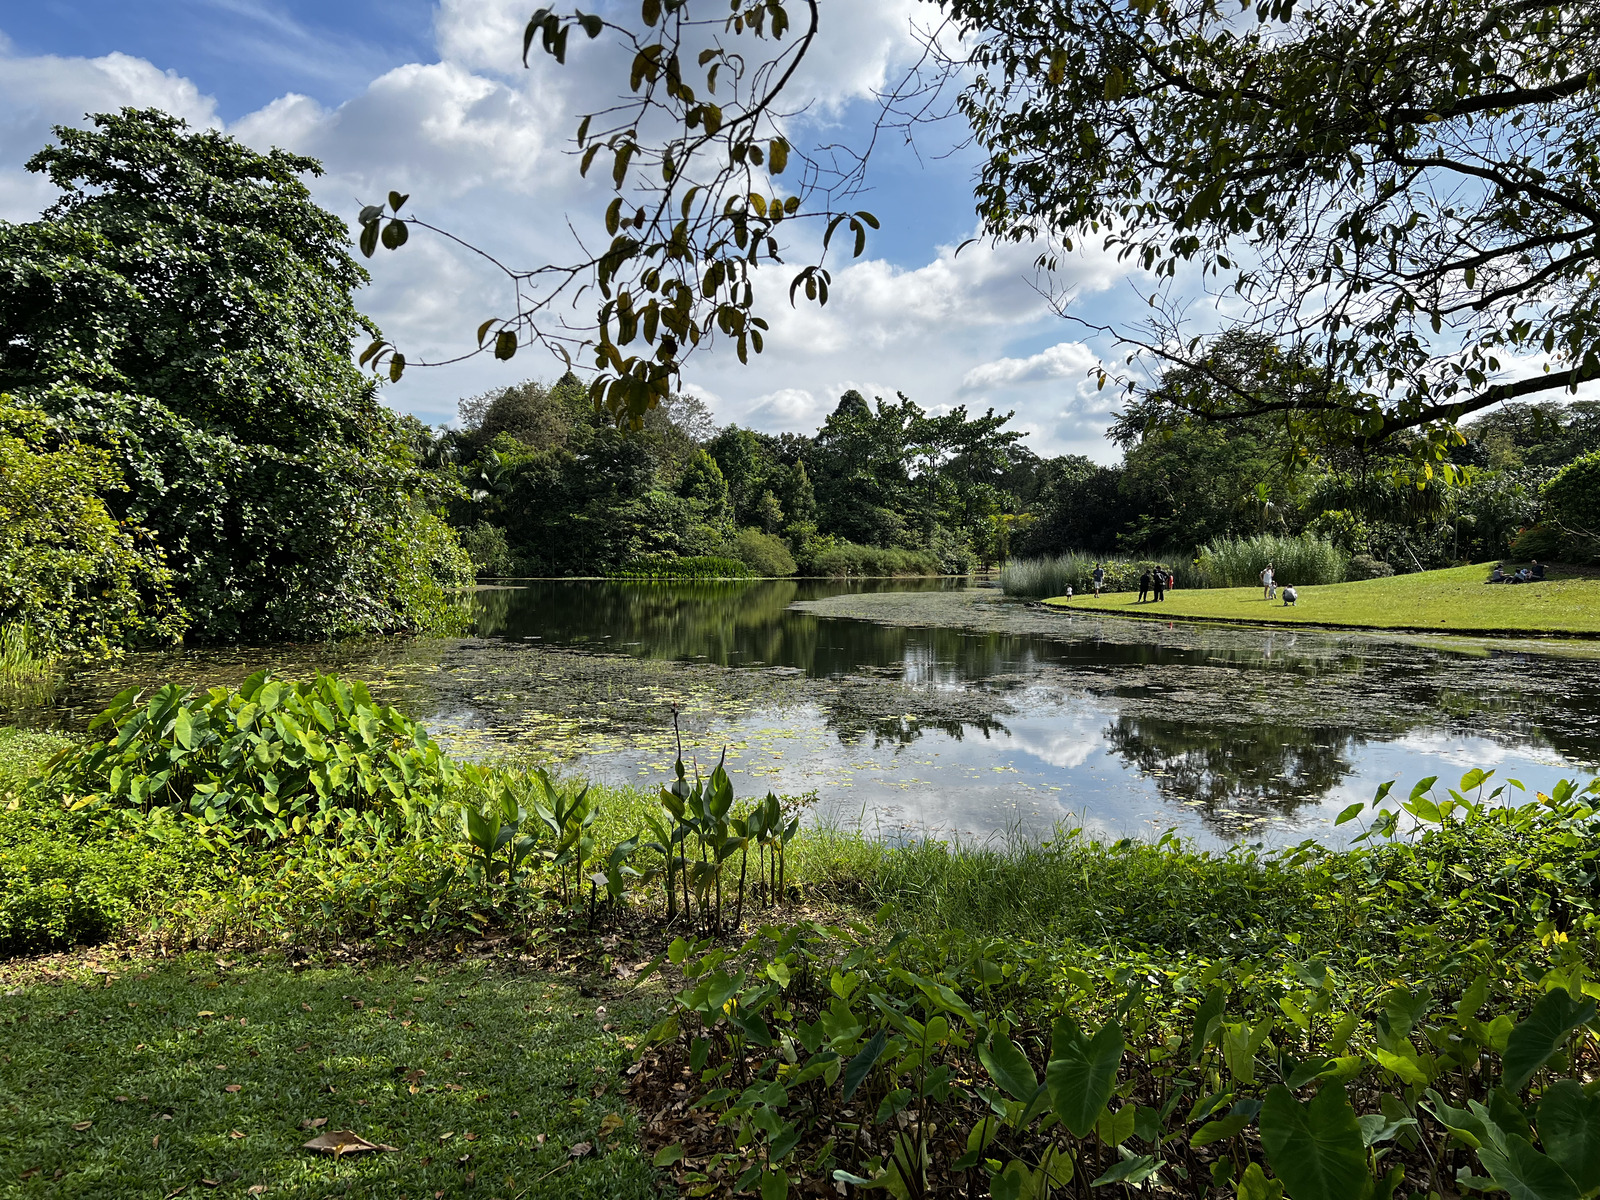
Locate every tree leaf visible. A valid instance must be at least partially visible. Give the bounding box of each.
[1259,1084,1370,1200]
[302,1130,399,1156]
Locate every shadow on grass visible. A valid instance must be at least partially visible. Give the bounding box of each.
[0,956,663,1199]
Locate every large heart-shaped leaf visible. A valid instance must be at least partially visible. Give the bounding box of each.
[1476,1134,1580,1200]
[1045,1018,1123,1138]
[1537,1079,1600,1194]
[1259,1084,1370,1200]
[978,1031,1038,1102]
[1503,990,1597,1094]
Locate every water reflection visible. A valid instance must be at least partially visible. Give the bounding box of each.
[16,578,1598,845]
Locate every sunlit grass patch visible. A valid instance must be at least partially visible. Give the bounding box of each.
[0,957,658,1200]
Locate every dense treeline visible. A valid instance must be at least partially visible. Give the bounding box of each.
[432,335,1600,583]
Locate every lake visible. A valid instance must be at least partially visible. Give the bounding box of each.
[36,578,1600,849]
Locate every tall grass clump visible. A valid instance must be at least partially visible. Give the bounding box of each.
[1000,552,1201,597]
[1195,533,1347,587]
[0,622,58,704]
[608,555,753,580]
[800,541,940,577]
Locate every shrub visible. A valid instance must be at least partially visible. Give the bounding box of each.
[799,540,940,577]
[1000,553,1196,597]
[457,520,516,577]
[1541,449,1600,562]
[609,555,753,580]
[1509,522,1568,561]
[729,528,797,576]
[1194,533,1348,587]
[31,672,458,844]
[1347,553,1395,580]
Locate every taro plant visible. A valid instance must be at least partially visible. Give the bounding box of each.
[456,765,543,892]
[33,672,457,844]
[528,767,598,906]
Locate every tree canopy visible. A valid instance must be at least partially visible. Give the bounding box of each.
[0,109,470,644]
[361,0,1600,464]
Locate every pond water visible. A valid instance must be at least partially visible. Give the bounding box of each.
[33,578,1600,849]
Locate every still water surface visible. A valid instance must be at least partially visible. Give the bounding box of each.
[463,579,1600,847]
[41,578,1600,848]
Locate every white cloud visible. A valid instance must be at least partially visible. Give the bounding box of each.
[961,341,1100,391]
[0,6,1141,454]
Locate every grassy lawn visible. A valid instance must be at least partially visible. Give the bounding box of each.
[0,955,661,1200]
[1045,561,1600,634]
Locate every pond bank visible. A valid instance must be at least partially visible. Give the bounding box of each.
[1038,562,1600,638]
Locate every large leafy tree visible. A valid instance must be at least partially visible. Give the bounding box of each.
[946,0,1600,453]
[0,109,469,643]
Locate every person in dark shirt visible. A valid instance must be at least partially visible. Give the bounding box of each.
[1138,570,1151,602]
[1153,569,1167,602]
[1092,563,1106,596]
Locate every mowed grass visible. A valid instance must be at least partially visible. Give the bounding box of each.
[0,957,661,1200]
[1046,562,1600,635]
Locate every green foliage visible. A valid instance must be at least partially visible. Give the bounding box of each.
[636,771,1600,1198]
[797,540,941,578]
[32,672,457,845]
[1542,450,1600,563]
[1196,534,1348,588]
[729,528,797,577]
[950,0,1600,450]
[0,623,59,706]
[0,399,184,656]
[0,110,466,642]
[610,555,752,580]
[457,518,516,577]
[1000,553,1195,597]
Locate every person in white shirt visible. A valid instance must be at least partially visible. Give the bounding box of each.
[1261,563,1275,600]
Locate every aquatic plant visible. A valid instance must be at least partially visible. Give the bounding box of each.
[0,622,58,704]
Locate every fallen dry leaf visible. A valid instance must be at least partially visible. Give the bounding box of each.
[224,1085,241,1094]
[301,1131,399,1157]
[300,1003,311,1012]
[165,1186,188,1199]
[198,1011,214,1018]
[300,1118,328,1130]
[568,1141,593,1159]
[114,1095,131,1102]
[71,1120,93,1132]
[248,1187,267,1196]
[462,1133,478,1142]
[201,1181,220,1189]
[438,1132,454,1143]
[229,1130,245,1140]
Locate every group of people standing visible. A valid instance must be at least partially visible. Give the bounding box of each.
[1136,567,1174,603]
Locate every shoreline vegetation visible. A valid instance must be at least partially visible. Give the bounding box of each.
[4,684,1600,1198]
[1043,562,1600,638]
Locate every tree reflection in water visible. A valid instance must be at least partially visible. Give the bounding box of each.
[1102,714,1356,836]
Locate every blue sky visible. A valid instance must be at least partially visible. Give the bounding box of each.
[0,1,1152,459]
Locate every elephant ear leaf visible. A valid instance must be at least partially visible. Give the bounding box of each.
[1045,1017,1123,1138]
[1537,1079,1600,1194]
[977,1030,1037,1102]
[1475,1135,1581,1200]
[1259,1084,1371,1200]
[1503,990,1597,1094]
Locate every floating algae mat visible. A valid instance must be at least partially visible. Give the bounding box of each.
[38,579,1600,849]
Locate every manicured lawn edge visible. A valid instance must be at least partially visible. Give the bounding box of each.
[1038,600,1600,639]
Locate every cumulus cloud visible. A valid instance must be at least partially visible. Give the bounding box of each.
[0,6,1146,451]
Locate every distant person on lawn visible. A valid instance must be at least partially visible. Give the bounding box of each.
[1282,584,1298,607]
[1531,560,1546,581]
[1153,569,1167,602]
[1138,569,1151,602]
[1092,563,1106,596]
[1261,563,1275,599]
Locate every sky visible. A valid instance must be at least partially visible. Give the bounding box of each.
[0,0,1173,461]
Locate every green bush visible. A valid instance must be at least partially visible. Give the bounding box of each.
[457,520,516,577]
[32,672,458,844]
[0,399,187,656]
[1194,532,1348,587]
[1347,553,1395,580]
[1542,449,1600,562]
[728,528,797,576]
[1509,522,1568,561]
[1000,553,1196,597]
[609,555,753,580]
[800,540,940,577]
